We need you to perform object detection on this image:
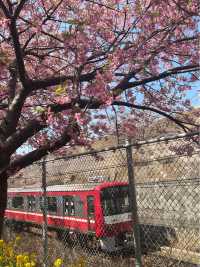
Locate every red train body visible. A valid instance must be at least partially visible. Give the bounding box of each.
[5,181,134,252]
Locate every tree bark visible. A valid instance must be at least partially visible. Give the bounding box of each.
[0,172,8,238]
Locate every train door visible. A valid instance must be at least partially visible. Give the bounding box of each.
[87,196,95,231]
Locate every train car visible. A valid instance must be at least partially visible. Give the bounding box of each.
[5,181,134,252]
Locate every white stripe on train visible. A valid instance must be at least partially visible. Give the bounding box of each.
[5,209,95,224]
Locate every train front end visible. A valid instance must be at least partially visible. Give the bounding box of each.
[97,183,134,252]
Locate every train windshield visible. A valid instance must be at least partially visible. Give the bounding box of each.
[101,185,130,216]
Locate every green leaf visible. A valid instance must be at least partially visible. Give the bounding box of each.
[35,106,45,113]
[55,84,66,95]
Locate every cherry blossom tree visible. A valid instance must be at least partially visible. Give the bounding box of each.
[0,0,199,236]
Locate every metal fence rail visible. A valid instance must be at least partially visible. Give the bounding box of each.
[7,131,200,267]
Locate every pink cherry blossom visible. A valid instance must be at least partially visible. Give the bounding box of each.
[0,0,198,179]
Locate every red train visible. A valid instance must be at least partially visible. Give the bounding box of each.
[5,181,134,252]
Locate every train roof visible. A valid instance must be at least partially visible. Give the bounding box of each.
[8,181,128,193]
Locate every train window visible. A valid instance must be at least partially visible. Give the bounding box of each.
[74,196,84,217]
[7,198,12,208]
[87,196,94,218]
[47,197,57,214]
[39,196,44,211]
[64,196,75,216]
[39,196,48,212]
[27,196,36,211]
[101,186,130,216]
[12,196,24,209]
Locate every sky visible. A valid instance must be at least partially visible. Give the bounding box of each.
[187,81,200,107]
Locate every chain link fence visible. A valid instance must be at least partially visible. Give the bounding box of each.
[6,131,200,267]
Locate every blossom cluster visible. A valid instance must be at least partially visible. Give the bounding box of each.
[0,237,36,267]
[0,237,86,267]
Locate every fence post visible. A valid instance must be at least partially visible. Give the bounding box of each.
[126,142,142,267]
[42,157,48,267]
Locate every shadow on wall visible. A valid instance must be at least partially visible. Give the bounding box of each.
[140,225,177,252]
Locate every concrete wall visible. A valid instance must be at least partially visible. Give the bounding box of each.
[136,179,200,228]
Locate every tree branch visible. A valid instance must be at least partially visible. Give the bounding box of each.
[8,61,17,104]
[9,18,27,85]
[30,69,100,90]
[14,0,27,18]
[0,0,11,17]
[112,101,197,132]
[113,64,200,96]
[171,0,199,16]
[8,126,74,174]
[0,89,28,139]
[3,120,45,155]
[49,97,198,132]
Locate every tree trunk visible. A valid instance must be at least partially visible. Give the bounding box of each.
[0,172,8,238]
